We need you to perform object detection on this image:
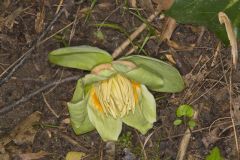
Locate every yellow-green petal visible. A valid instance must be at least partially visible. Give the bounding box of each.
[68,99,95,135]
[71,79,84,103]
[68,79,95,135]
[48,45,113,71]
[87,97,122,141]
[122,102,153,135]
[141,85,156,123]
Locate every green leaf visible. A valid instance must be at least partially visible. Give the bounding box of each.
[48,45,113,70]
[68,98,95,135]
[206,147,224,160]
[121,55,184,92]
[122,102,153,135]
[141,85,156,124]
[94,23,127,34]
[165,0,240,44]
[87,98,122,141]
[188,120,196,129]
[176,104,194,118]
[173,119,182,126]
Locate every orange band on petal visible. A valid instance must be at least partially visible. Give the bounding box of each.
[91,89,103,112]
[132,81,140,103]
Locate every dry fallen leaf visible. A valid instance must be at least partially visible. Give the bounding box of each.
[167,40,195,51]
[128,0,137,8]
[66,152,86,160]
[202,128,221,148]
[165,53,176,64]
[0,16,5,31]
[35,6,45,33]
[3,0,11,8]
[140,0,154,12]
[161,17,176,41]
[152,0,175,10]
[13,111,41,145]
[18,151,49,160]
[4,7,23,29]
[232,97,240,123]
[0,111,41,148]
[218,12,238,69]
[0,153,10,160]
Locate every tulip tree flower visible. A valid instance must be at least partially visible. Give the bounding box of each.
[48,45,184,141]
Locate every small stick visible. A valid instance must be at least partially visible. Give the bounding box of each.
[211,42,221,67]
[219,11,239,157]
[112,10,161,59]
[42,93,60,118]
[55,0,64,14]
[0,75,80,115]
[176,111,198,160]
[229,66,239,157]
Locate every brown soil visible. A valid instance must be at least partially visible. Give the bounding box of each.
[0,1,239,160]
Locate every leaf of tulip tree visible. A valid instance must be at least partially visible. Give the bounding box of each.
[68,80,95,134]
[141,85,156,123]
[87,100,122,141]
[121,65,164,90]
[121,55,184,92]
[48,45,113,70]
[122,102,153,135]
[165,0,240,44]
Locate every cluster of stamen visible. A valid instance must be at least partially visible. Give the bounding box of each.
[91,74,140,118]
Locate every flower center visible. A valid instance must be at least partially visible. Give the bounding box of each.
[91,74,140,118]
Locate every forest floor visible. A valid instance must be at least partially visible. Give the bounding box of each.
[0,1,239,160]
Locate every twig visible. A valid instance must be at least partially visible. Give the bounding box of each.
[58,133,90,153]
[161,120,235,141]
[0,75,80,115]
[0,7,65,86]
[135,130,147,160]
[176,111,198,160]
[219,11,239,157]
[42,93,59,118]
[211,42,221,67]
[229,66,240,157]
[55,0,64,14]
[112,10,161,59]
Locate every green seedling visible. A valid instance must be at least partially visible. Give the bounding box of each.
[84,0,97,24]
[48,45,184,141]
[174,104,196,129]
[118,131,133,148]
[93,30,105,41]
[205,147,224,160]
[53,34,69,47]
